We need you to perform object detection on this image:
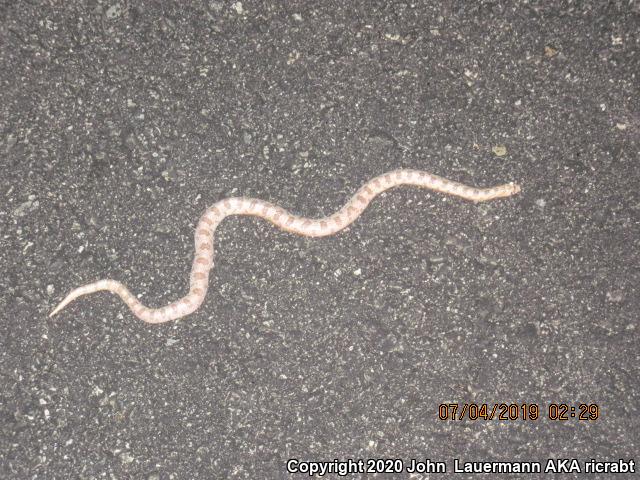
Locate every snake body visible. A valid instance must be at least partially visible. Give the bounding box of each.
[50,169,520,323]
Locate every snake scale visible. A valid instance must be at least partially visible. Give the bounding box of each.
[50,169,520,323]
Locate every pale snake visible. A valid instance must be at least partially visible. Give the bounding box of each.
[50,169,520,323]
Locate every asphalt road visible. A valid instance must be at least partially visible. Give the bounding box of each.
[1,1,638,478]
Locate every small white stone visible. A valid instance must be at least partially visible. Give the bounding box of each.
[91,386,104,397]
[120,452,135,464]
[232,2,244,14]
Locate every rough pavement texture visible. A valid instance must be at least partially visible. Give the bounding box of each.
[1,1,638,478]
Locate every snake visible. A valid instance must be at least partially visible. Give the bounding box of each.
[50,169,520,323]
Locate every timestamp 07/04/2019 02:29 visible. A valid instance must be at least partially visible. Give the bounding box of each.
[438,403,600,421]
